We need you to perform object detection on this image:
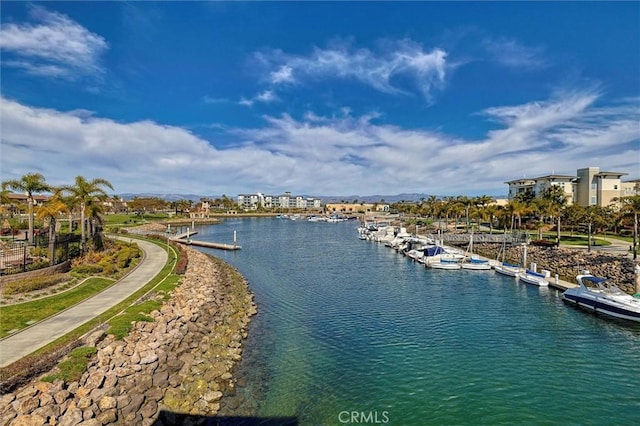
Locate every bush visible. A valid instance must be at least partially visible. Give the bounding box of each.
[3,274,70,295]
[25,260,51,272]
[72,264,104,274]
[29,246,48,258]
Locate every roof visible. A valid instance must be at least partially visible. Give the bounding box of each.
[595,171,628,178]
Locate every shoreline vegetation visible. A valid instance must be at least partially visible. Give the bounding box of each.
[0,234,257,424]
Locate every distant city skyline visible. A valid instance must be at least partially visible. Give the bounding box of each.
[1,2,638,196]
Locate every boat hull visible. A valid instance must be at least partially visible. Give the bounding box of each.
[517,272,548,286]
[460,263,491,270]
[563,292,640,323]
[494,265,519,277]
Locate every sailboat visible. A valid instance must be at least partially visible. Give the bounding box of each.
[460,232,491,270]
[494,233,522,277]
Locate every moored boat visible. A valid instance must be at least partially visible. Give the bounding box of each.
[562,274,640,322]
[494,262,521,277]
[517,269,549,286]
[460,255,492,270]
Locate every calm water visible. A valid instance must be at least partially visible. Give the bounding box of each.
[193,218,640,426]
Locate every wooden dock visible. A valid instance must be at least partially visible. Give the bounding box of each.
[547,277,578,291]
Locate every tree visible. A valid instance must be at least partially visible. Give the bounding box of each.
[62,176,114,251]
[2,173,51,244]
[36,190,67,265]
[504,199,530,231]
[541,185,567,246]
[580,206,607,251]
[617,195,640,260]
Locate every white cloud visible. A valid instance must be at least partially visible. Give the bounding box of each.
[256,39,449,102]
[1,91,637,196]
[0,6,108,79]
[483,37,546,69]
[239,90,279,107]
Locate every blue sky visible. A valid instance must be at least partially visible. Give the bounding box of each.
[1,1,639,197]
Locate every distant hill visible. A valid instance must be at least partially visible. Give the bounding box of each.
[117,192,506,203]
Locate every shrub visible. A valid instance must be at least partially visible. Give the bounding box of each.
[72,264,104,274]
[29,246,48,258]
[25,261,51,272]
[3,274,69,295]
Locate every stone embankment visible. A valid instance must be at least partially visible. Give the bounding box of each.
[0,247,257,425]
[472,243,637,294]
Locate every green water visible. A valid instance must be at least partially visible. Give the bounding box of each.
[197,218,640,425]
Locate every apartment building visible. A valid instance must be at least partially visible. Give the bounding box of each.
[237,192,322,210]
[505,174,575,204]
[505,167,635,207]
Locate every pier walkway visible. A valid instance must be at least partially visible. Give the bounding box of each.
[0,237,168,367]
[168,230,241,251]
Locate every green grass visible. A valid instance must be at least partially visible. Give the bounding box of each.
[0,236,178,386]
[42,346,97,383]
[558,235,611,246]
[0,277,114,338]
[106,299,164,339]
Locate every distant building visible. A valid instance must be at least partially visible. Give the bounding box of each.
[505,166,634,207]
[237,192,322,210]
[325,203,389,213]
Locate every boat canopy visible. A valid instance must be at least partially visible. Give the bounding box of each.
[425,246,445,256]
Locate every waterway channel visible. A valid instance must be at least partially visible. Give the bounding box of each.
[193,218,640,425]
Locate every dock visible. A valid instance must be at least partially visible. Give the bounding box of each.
[173,239,241,251]
[169,230,241,251]
[548,277,578,291]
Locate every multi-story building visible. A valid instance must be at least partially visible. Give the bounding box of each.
[575,167,628,206]
[505,174,575,203]
[237,192,322,210]
[505,166,634,207]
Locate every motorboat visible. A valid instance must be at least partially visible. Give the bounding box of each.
[517,269,549,286]
[562,274,640,322]
[494,262,521,277]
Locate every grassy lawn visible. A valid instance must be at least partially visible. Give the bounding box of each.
[0,236,179,389]
[0,277,114,338]
[559,235,611,246]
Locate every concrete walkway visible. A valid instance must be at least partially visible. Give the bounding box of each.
[0,237,168,367]
[561,236,634,258]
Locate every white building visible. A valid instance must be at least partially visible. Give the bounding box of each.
[237,192,322,210]
[505,167,635,207]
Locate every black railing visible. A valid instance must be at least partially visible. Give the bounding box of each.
[0,234,81,275]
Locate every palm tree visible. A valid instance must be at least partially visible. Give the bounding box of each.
[36,190,68,265]
[62,176,114,251]
[542,185,567,246]
[2,173,51,244]
[617,195,640,259]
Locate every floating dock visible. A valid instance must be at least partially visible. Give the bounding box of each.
[172,238,241,251]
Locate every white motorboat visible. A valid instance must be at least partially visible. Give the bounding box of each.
[494,262,521,277]
[517,269,549,286]
[562,274,640,323]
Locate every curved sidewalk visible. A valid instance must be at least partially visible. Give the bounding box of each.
[0,237,168,367]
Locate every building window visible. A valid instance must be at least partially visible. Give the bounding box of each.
[614,185,618,190]
[591,183,597,190]
[591,196,596,205]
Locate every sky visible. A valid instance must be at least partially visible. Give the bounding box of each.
[1,1,639,198]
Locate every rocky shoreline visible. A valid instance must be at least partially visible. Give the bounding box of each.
[0,247,257,425]
[467,242,638,294]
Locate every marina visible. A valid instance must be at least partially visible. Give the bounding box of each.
[191,218,640,425]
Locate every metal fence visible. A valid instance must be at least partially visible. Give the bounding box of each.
[0,234,81,275]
